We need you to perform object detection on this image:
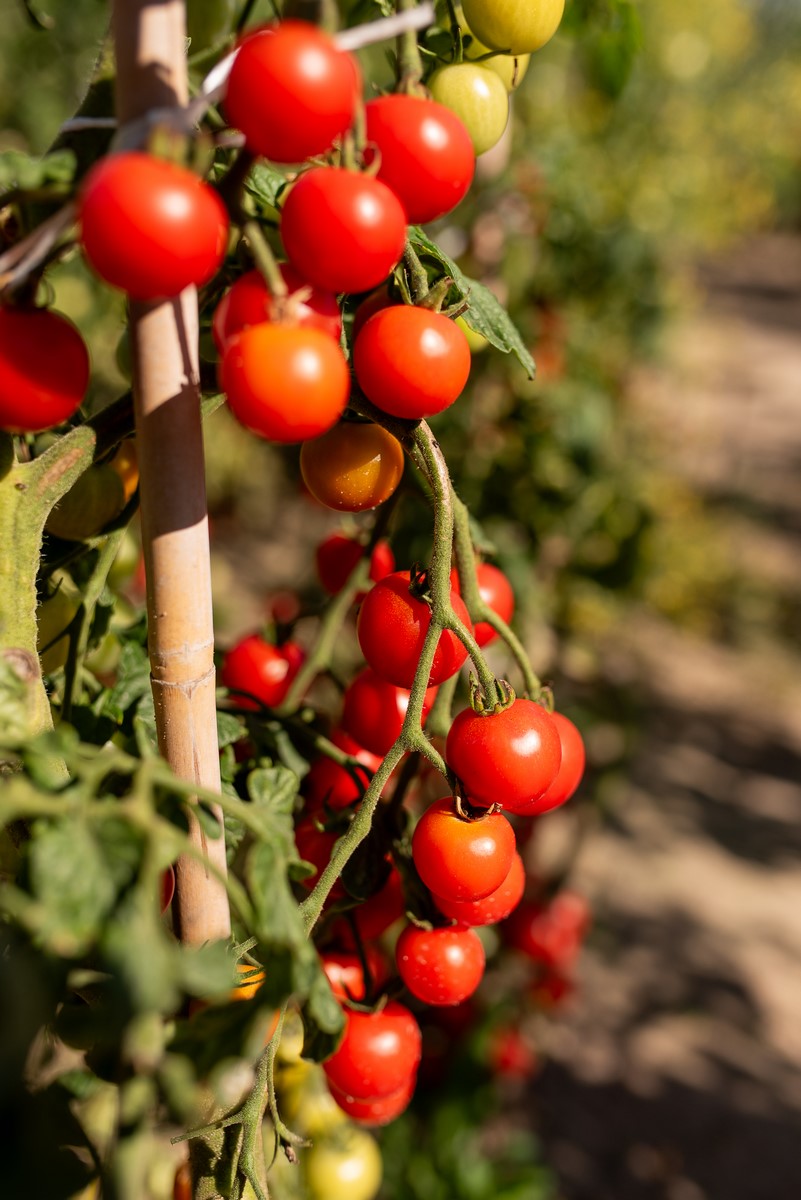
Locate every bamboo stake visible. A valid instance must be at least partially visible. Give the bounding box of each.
[111,0,230,946]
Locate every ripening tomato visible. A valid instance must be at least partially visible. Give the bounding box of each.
[396,922,485,1006]
[427,64,509,157]
[517,711,586,815]
[300,422,405,512]
[225,21,361,163]
[78,152,228,300]
[461,0,565,54]
[281,168,407,295]
[321,946,390,1003]
[364,94,474,224]
[329,1076,415,1126]
[212,264,342,351]
[303,728,382,812]
[107,439,139,503]
[323,1001,421,1100]
[0,306,89,433]
[412,796,516,902]
[315,534,395,596]
[221,633,304,709]
[353,306,471,420]
[450,561,515,647]
[446,698,562,812]
[356,571,471,689]
[434,850,525,926]
[221,322,349,443]
[342,667,438,757]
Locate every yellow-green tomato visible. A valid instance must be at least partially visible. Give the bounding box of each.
[462,0,565,55]
[45,465,126,542]
[304,1128,382,1200]
[428,64,509,156]
[37,584,81,674]
[280,1064,348,1137]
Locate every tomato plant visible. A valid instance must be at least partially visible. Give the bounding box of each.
[224,21,360,163]
[353,305,471,420]
[412,796,516,902]
[446,697,563,812]
[78,152,229,300]
[212,263,342,351]
[364,94,475,224]
[300,420,405,511]
[220,632,304,708]
[0,306,89,433]
[357,571,471,688]
[221,322,350,442]
[280,167,407,294]
[396,922,486,1005]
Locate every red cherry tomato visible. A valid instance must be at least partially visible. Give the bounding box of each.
[295,817,346,901]
[356,571,471,689]
[221,322,349,443]
[300,421,405,512]
[364,94,475,224]
[450,562,515,647]
[487,1025,538,1080]
[412,796,515,903]
[446,698,562,813]
[0,306,89,433]
[78,152,228,300]
[221,633,304,709]
[281,168,407,294]
[396,922,485,1006]
[315,534,395,596]
[503,891,591,970]
[353,306,471,420]
[321,946,389,1003]
[434,849,525,927]
[342,667,438,757]
[303,728,382,812]
[225,21,360,163]
[323,1001,421,1100]
[212,264,341,352]
[329,1076,415,1125]
[527,712,586,815]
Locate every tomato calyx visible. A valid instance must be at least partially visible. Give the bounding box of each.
[453,787,500,822]
[407,562,433,605]
[468,672,516,716]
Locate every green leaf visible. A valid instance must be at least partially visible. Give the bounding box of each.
[217,710,246,749]
[29,819,116,953]
[101,639,150,721]
[407,227,535,377]
[244,162,289,211]
[300,968,345,1063]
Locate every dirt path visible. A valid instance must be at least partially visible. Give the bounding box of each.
[534,237,801,1200]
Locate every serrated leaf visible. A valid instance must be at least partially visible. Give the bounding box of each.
[244,162,289,210]
[407,227,535,377]
[245,841,305,946]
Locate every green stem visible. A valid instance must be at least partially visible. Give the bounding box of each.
[402,239,431,304]
[61,527,126,723]
[396,0,426,93]
[242,219,288,301]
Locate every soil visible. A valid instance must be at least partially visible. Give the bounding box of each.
[532,236,801,1200]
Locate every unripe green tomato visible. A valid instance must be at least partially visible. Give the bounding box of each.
[461,0,565,55]
[108,528,141,589]
[37,584,81,673]
[455,316,489,353]
[45,465,126,541]
[428,64,509,156]
[304,1127,382,1200]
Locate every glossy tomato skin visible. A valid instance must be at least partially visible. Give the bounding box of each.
[354,306,471,420]
[222,322,349,443]
[396,922,485,1006]
[342,667,438,757]
[446,698,562,812]
[461,0,565,54]
[300,422,405,512]
[226,22,360,163]
[79,152,228,300]
[434,849,525,926]
[321,946,389,1003]
[221,633,304,709]
[364,94,474,224]
[450,561,515,647]
[315,534,395,596]
[329,1077,414,1126]
[304,728,382,812]
[323,1001,421,1100]
[212,264,341,351]
[427,64,509,157]
[529,712,586,815]
[412,796,516,903]
[357,571,471,689]
[0,307,89,433]
[281,168,407,294]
